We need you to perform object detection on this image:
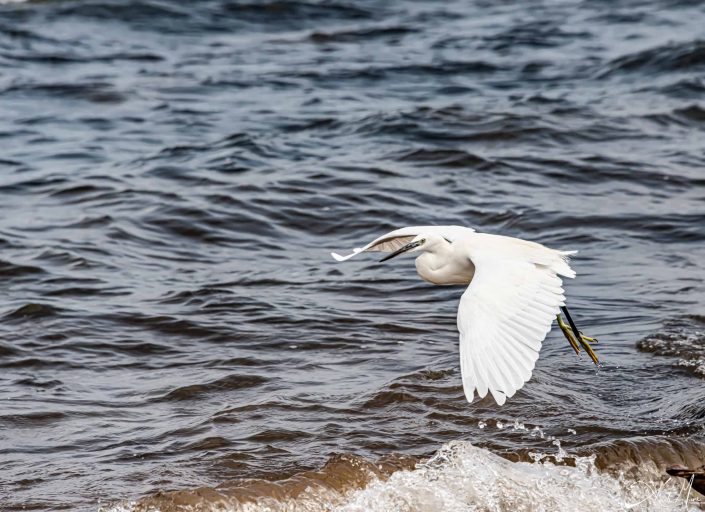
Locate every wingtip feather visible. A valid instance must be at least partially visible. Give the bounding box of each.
[490,389,507,406]
[331,247,363,262]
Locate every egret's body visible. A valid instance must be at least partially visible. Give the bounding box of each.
[331,225,598,406]
[413,237,474,285]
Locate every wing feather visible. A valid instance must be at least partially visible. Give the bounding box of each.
[331,225,475,262]
[457,240,575,405]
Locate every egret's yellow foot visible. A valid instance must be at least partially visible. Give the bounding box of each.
[580,333,598,344]
[556,314,600,365]
[557,315,581,355]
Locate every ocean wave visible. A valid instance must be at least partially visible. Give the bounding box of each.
[603,40,705,76]
[3,0,705,509]
[637,316,705,379]
[105,440,703,512]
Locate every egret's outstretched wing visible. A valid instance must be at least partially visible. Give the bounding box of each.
[457,240,575,405]
[331,225,475,262]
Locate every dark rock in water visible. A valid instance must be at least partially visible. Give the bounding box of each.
[666,465,705,495]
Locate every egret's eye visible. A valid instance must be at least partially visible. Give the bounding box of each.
[420,239,426,244]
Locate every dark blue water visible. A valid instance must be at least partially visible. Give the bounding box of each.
[1,1,704,510]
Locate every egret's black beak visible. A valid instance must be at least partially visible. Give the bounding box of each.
[380,240,423,262]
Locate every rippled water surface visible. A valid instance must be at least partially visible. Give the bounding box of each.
[1,0,705,510]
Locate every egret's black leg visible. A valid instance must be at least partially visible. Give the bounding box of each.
[560,306,582,344]
[558,306,599,365]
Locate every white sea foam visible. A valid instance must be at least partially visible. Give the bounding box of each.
[104,440,701,512]
[336,441,698,512]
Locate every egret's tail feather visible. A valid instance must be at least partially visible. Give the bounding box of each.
[553,250,577,279]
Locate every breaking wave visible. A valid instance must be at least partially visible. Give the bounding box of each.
[104,439,703,512]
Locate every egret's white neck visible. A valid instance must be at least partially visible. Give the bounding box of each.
[414,239,474,286]
[418,239,453,269]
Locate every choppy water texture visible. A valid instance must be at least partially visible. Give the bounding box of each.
[1,0,704,510]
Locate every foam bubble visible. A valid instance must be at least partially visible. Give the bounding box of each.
[337,442,699,512]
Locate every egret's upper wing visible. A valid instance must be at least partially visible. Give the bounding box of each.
[331,225,475,262]
[457,244,573,405]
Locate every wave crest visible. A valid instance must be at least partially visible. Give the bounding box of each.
[106,441,701,512]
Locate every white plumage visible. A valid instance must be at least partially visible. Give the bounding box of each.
[331,225,476,261]
[331,225,578,406]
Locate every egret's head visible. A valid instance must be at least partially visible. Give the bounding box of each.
[379,233,445,262]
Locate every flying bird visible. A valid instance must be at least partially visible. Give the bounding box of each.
[331,225,599,406]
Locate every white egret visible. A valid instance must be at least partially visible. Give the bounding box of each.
[331,225,599,406]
